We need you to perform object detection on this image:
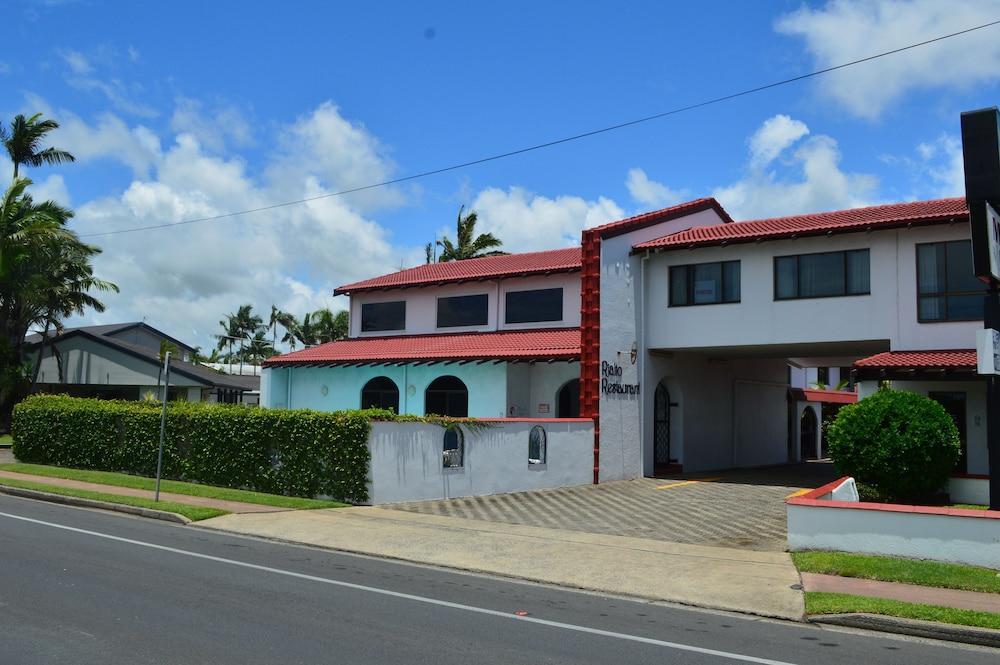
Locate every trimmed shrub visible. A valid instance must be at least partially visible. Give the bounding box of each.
[827,389,960,502]
[11,395,373,503]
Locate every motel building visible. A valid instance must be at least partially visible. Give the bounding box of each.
[261,195,990,497]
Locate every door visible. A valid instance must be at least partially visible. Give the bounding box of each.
[800,407,818,461]
[928,392,967,473]
[653,381,675,468]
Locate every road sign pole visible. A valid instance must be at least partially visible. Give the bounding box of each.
[155,352,171,502]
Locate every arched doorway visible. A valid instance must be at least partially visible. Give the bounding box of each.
[800,407,818,460]
[425,375,469,417]
[361,376,399,412]
[556,379,580,418]
[653,381,676,471]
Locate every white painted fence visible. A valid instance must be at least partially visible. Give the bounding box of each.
[787,477,1000,569]
[366,418,594,504]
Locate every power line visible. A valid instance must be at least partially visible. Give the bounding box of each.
[80,18,1000,239]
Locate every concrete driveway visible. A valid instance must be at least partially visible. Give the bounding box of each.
[388,463,837,551]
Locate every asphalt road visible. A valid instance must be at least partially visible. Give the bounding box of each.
[0,495,995,665]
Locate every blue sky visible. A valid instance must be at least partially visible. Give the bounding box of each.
[5,0,1000,349]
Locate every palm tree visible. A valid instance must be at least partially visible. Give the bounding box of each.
[1,113,76,180]
[279,312,300,351]
[436,206,505,262]
[293,311,321,348]
[313,308,348,343]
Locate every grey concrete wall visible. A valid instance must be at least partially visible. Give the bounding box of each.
[366,419,594,504]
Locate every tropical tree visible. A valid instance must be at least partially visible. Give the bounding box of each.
[155,339,180,394]
[1,113,76,180]
[0,177,115,429]
[425,242,433,264]
[436,206,505,262]
[313,308,348,343]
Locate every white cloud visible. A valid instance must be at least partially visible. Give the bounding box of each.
[67,76,157,118]
[748,114,810,167]
[777,0,1000,119]
[170,97,253,153]
[713,115,878,219]
[625,168,686,208]
[127,46,140,63]
[60,49,91,74]
[470,186,623,254]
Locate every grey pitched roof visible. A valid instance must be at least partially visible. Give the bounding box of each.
[25,322,196,353]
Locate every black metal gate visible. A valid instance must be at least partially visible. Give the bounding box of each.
[654,381,674,466]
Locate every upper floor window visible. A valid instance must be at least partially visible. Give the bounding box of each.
[917,240,981,322]
[774,249,869,300]
[361,301,405,332]
[505,288,564,323]
[669,261,740,306]
[437,294,488,328]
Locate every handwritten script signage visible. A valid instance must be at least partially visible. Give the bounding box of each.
[601,360,640,396]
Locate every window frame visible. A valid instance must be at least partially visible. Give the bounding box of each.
[668,260,741,307]
[773,249,871,301]
[528,425,547,466]
[436,293,489,329]
[504,287,564,324]
[442,427,465,469]
[360,300,406,332]
[915,240,982,323]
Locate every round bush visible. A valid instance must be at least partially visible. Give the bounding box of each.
[827,389,960,502]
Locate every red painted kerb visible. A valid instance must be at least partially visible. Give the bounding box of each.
[787,477,1000,519]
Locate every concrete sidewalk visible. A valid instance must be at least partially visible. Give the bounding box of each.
[0,470,288,514]
[197,506,805,620]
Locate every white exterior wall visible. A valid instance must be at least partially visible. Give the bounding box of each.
[644,224,978,353]
[349,273,581,338]
[367,420,593,503]
[596,208,731,481]
[949,476,990,505]
[857,379,988,475]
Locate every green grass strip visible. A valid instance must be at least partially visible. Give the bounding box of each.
[793,551,1000,594]
[952,503,989,510]
[0,434,12,446]
[0,476,226,522]
[0,463,346,510]
[805,592,1000,631]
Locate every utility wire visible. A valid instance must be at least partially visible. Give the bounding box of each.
[80,18,1000,239]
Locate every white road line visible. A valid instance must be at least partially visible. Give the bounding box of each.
[0,510,799,665]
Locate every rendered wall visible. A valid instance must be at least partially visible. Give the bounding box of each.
[366,419,594,504]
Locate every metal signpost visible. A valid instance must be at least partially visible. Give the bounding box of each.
[961,107,1000,510]
[155,351,171,502]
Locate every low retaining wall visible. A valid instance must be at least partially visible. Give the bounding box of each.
[367,418,594,504]
[949,474,990,506]
[787,477,1000,569]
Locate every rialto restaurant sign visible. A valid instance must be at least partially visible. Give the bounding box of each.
[601,361,640,396]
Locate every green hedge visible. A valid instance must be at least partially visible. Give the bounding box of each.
[11,395,377,503]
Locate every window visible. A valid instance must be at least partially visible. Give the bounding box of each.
[443,427,464,468]
[916,240,981,322]
[669,261,740,306]
[816,367,829,386]
[774,250,870,300]
[425,375,469,417]
[361,301,405,332]
[437,294,488,328]
[505,288,564,324]
[361,376,399,412]
[528,426,547,465]
[556,379,580,418]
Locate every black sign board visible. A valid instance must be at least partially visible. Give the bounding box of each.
[961,107,1000,283]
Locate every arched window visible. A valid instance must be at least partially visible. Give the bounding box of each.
[425,375,468,417]
[443,427,464,468]
[361,376,399,412]
[556,379,580,418]
[528,425,547,465]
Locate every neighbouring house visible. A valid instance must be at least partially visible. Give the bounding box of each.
[262,195,988,485]
[25,322,258,403]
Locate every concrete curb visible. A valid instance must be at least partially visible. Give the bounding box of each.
[812,613,1000,648]
[0,484,191,524]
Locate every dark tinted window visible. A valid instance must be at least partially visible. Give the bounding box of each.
[361,301,405,332]
[669,261,740,306]
[917,240,981,322]
[425,375,468,417]
[505,288,564,324]
[774,250,870,299]
[361,376,399,411]
[437,294,488,328]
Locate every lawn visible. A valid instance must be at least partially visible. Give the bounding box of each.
[0,476,226,521]
[792,551,1000,594]
[805,592,1000,631]
[0,463,348,510]
[0,434,11,446]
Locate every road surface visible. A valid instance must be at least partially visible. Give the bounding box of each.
[0,494,995,664]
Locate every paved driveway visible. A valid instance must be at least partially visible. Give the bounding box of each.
[388,463,836,551]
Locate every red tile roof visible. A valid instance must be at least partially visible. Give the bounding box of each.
[632,198,968,252]
[798,388,858,404]
[334,247,581,295]
[854,350,977,369]
[590,197,734,239]
[263,328,581,366]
